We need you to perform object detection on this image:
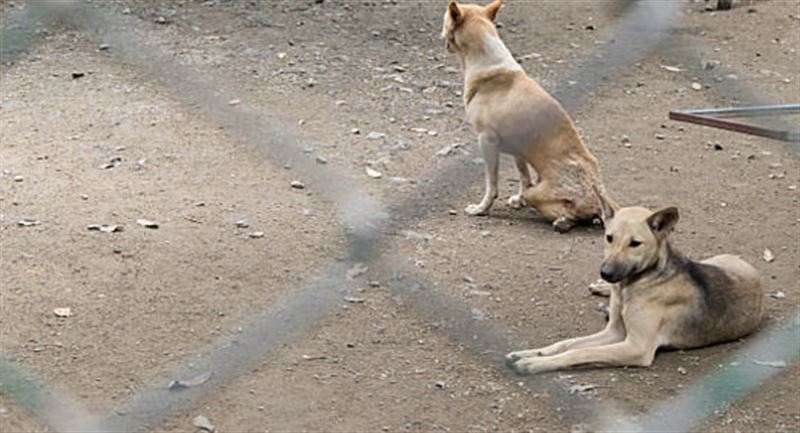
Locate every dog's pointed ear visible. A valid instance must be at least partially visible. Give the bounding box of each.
[647,207,679,239]
[448,1,463,23]
[485,0,505,21]
[593,185,615,223]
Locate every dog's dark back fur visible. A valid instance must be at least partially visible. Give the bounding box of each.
[672,252,759,347]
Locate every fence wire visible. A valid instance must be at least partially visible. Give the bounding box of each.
[1,1,798,433]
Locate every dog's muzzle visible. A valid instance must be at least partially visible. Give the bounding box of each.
[600,263,627,283]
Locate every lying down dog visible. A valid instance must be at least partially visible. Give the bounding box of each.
[506,193,764,374]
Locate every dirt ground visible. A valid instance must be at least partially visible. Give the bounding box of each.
[1,0,798,432]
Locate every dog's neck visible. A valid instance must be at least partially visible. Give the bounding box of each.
[460,31,522,86]
[621,242,687,290]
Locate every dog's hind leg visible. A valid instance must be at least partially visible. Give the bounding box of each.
[466,131,500,216]
[508,157,533,209]
[522,184,577,232]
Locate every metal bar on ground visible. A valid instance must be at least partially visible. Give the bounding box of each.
[669,104,800,143]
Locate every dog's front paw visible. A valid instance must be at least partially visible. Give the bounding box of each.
[552,217,575,233]
[507,194,525,209]
[505,349,537,364]
[588,279,612,297]
[465,204,488,216]
[510,357,550,375]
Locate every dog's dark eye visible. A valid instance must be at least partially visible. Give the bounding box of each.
[605,234,613,243]
[630,239,642,247]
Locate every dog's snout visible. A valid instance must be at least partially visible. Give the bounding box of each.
[600,263,623,283]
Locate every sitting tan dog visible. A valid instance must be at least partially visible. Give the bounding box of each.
[506,193,764,374]
[442,0,616,232]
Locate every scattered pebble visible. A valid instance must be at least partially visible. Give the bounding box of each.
[691,82,702,91]
[192,415,216,432]
[136,219,159,229]
[87,224,123,233]
[366,131,387,141]
[660,65,683,73]
[16,219,40,227]
[768,291,786,300]
[366,167,383,179]
[53,307,72,318]
[315,156,328,164]
[101,157,123,169]
[677,366,687,375]
[290,180,306,189]
[227,98,241,105]
[168,371,212,390]
[479,230,492,238]
[762,248,775,263]
[247,231,265,239]
[434,381,446,389]
[99,43,110,51]
[344,296,366,304]
[12,175,24,182]
[568,383,597,395]
[753,360,787,368]
[655,133,666,140]
[346,263,368,280]
[235,220,250,228]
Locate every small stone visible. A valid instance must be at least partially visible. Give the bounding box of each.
[769,291,786,300]
[344,296,365,304]
[290,180,306,189]
[621,135,631,144]
[763,249,775,263]
[16,219,40,227]
[660,65,683,73]
[479,230,491,238]
[235,220,250,228]
[155,16,170,25]
[434,381,446,389]
[136,219,159,229]
[12,175,24,182]
[101,156,122,169]
[192,415,215,432]
[81,194,89,200]
[53,308,72,318]
[71,72,85,79]
[315,156,328,164]
[366,167,383,179]
[227,98,241,105]
[713,143,724,151]
[691,82,702,91]
[365,131,386,140]
[247,232,265,239]
[99,43,110,51]
[568,384,597,395]
[351,128,361,135]
[448,209,458,216]
[677,366,687,375]
[753,360,787,368]
[87,224,123,233]
[655,133,666,140]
